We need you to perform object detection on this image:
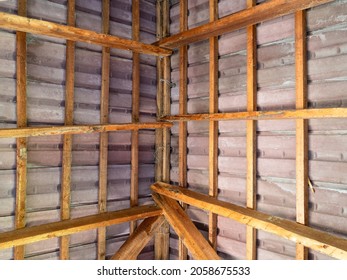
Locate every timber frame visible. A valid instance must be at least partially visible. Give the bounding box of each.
[0,0,346,260]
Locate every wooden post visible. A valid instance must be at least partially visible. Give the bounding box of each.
[178,0,188,260]
[154,0,170,260]
[208,0,219,251]
[246,0,257,261]
[98,0,110,260]
[295,10,309,260]
[14,0,27,260]
[60,0,75,260]
[130,0,140,235]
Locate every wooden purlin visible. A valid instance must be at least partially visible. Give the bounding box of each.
[60,0,75,260]
[152,193,221,260]
[0,12,171,56]
[14,0,27,260]
[0,206,162,250]
[208,0,219,251]
[155,0,334,49]
[111,216,165,260]
[0,122,173,138]
[246,0,257,261]
[154,0,170,260]
[130,0,140,235]
[295,10,309,260]
[98,0,110,261]
[161,108,347,122]
[178,0,188,261]
[151,182,347,259]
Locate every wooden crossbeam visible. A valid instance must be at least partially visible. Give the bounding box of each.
[155,0,333,49]
[246,0,258,261]
[111,215,165,260]
[0,122,173,138]
[14,0,27,260]
[161,108,347,122]
[0,12,171,57]
[295,10,309,260]
[151,182,347,259]
[97,0,110,261]
[130,0,140,234]
[0,205,162,250]
[178,0,188,261]
[208,0,219,250]
[152,193,221,260]
[60,0,75,259]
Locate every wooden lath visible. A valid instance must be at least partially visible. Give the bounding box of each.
[0,205,162,250]
[14,0,27,260]
[246,0,258,261]
[155,0,334,49]
[98,0,110,261]
[151,182,347,259]
[60,0,75,260]
[0,12,171,57]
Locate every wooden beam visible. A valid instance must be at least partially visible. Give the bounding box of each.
[161,108,347,122]
[111,215,165,260]
[152,193,221,260]
[0,12,171,57]
[178,0,188,261]
[0,205,162,250]
[60,0,75,260]
[0,122,173,138]
[246,0,257,261]
[155,0,333,49]
[14,0,27,260]
[151,182,347,260]
[154,0,170,260]
[208,0,218,251]
[98,0,110,261]
[295,9,309,260]
[130,0,140,234]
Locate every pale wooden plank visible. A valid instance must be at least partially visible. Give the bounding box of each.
[151,182,347,260]
[208,0,218,250]
[152,193,221,260]
[178,0,188,261]
[295,9,309,260]
[60,0,75,260]
[0,12,171,56]
[14,0,27,260]
[0,206,162,250]
[161,108,347,122]
[111,216,165,260]
[246,0,257,261]
[130,0,140,234]
[0,122,173,138]
[98,0,110,261]
[156,0,334,49]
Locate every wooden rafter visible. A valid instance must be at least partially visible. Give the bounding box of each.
[111,215,165,260]
[0,12,171,57]
[60,0,75,260]
[152,193,221,260]
[97,0,110,261]
[208,0,219,250]
[161,108,347,122]
[14,0,27,260]
[246,0,257,261]
[155,0,333,49]
[130,0,140,234]
[0,205,162,250]
[0,122,172,138]
[151,182,347,260]
[178,0,188,261]
[295,10,309,260]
